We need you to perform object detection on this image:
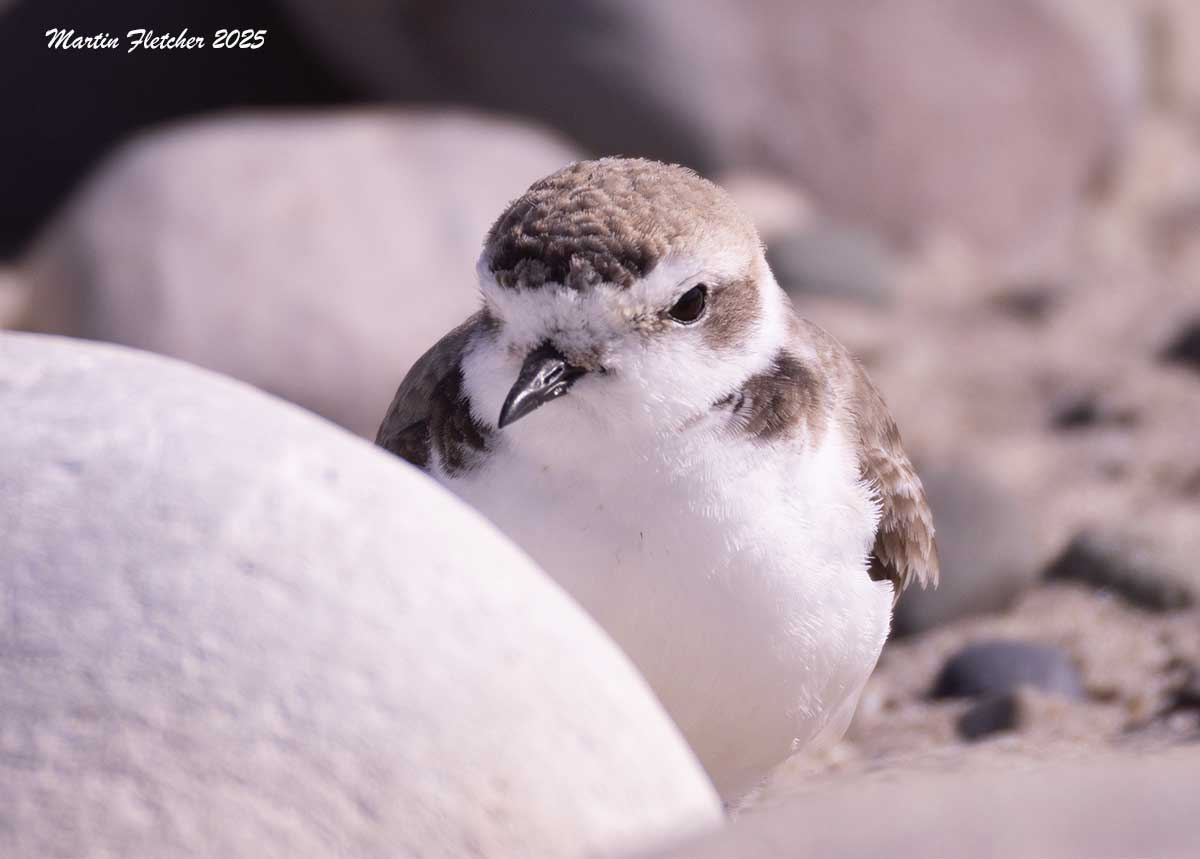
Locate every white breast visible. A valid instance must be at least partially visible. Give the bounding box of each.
[436,399,893,800]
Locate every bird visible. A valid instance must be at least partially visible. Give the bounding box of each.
[376,157,938,801]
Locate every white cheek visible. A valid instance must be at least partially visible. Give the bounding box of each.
[617,335,760,422]
[461,337,520,429]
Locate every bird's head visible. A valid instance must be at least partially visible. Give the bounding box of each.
[462,158,788,437]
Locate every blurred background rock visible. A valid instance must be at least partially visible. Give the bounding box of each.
[3,0,1200,851]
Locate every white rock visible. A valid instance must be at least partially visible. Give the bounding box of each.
[0,333,720,859]
[20,111,582,437]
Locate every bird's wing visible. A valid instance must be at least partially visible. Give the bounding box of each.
[799,319,939,600]
[375,313,486,470]
[851,362,939,599]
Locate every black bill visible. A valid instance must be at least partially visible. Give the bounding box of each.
[497,342,587,429]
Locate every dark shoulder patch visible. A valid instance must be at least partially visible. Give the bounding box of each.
[723,349,828,443]
[790,316,939,600]
[740,316,938,601]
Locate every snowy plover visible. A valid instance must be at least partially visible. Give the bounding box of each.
[377,158,938,799]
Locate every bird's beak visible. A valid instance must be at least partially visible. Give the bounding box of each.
[497,342,587,429]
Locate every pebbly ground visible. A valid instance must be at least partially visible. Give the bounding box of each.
[751,585,1200,811]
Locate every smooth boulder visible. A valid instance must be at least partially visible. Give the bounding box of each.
[0,333,720,859]
[17,110,582,437]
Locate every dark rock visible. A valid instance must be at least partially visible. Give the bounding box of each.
[892,463,1038,636]
[1052,394,1102,429]
[1043,529,1194,611]
[1168,668,1200,713]
[766,223,894,304]
[931,640,1084,700]
[1151,667,1200,736]
[957,693,1022,741]
[1161,318,1200,372]
[992,283,1060,322]
[1050,390,1137,430]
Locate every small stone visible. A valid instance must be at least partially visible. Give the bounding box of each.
[1161,318,1200,372]
[991,282,1059,323]
[1165,667,1200,714]
[1043,530,1195,612]
[956,693,1021,741]
[766,223,894,304]
[1051,394,1101,429]
[1049,390,1137,430]
[931,640,1084,701]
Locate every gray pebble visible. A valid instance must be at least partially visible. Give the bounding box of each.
[956,693,1022,741]
[1049,390,1137,430]
[931,640,1084,700]
[1161,318,1200,373]
[991,282,1059,323]
[1044,529,1194,612]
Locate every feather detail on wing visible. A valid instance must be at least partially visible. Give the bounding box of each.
[850,363,939,600]
[794,318,938,602]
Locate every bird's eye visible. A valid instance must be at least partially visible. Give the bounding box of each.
[668,284,707,323]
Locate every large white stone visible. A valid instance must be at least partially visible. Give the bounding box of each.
[18,111,582,437]
[0,334,720,858]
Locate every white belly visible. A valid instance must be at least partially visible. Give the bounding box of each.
[438,411,893,799]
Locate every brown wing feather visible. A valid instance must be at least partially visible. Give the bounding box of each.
[795,319,939,601]
[375,312,488,470]
[850,364,939,600]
